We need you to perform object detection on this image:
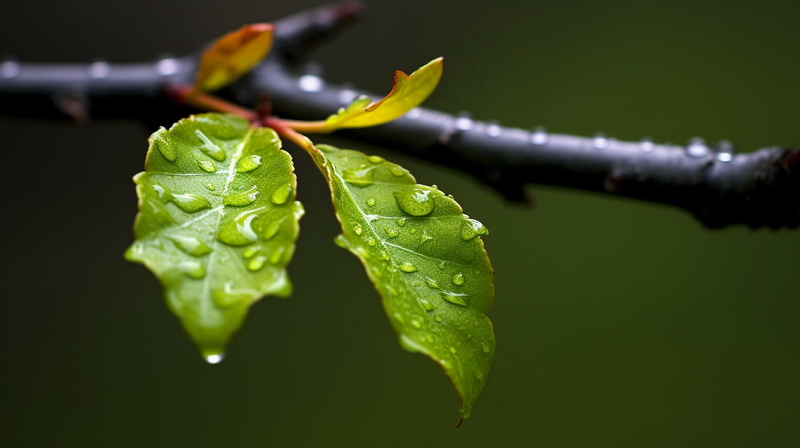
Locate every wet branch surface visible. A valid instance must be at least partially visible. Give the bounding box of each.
[1,1,797,229]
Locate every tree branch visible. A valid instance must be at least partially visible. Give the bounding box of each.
[0,2,796,229]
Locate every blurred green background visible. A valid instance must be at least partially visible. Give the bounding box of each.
[1,1,798,447]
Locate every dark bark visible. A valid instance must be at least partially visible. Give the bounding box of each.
[1,1,797,229]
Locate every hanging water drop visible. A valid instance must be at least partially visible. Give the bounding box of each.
[205,353,225,364]
[394,189,435,216]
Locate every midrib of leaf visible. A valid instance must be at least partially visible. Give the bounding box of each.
[199,127,257,304]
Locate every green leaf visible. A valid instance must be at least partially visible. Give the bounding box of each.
[126,113,303,361]
[306,142,495,422]
[320,57,443,131]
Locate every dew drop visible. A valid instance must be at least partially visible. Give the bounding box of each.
[394,312,405,324]
[366,198,376,207]
[247,255,267,271]
[419,298,435,311]
[530,126,548,145]
[481,342,491,353]
[342,165,375,187]
[640,137,654,152]
[198,160,216,172]
[211,281,252,308]
[441,292,468,307]
[205,183,216,191]
[593,132,608,149]
[270,184,293,205]
[397,218,407,227]
[425,278,439,289]
[438,261,446,270]
[367,237,376,247]
[179,261,206,279]
[686,137,709,157]
[242,246,259,259]
[400,262,418,273]
[434,315,443,322]
[461,218,489,241]
[170,194,211,213]
[262,220,282,240]
[394,189,435,216]
[388,164,408,177]
[411,320,421,329]
[269,246,285,264]
[379,251,390,261]
[385,227,399,238]
[168,235,212,257]
[151,135,177,162]
[195,129,226,161]
[217,211,259,246]
[420,230,434,244]
[452,272,466,285]
[449,346,457,354]
[223,185,259,207]
[368,155,384,163]
[474,370,483,380]
[714,139,736,162]
[237,155,262,173]
[353,223,363,236]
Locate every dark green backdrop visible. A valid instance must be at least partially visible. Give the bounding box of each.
[1,1,798,447]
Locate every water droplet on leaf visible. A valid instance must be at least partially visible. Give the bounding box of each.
[461,219,489,241]
[223,186,259,207]
[237,154,262,173]
[198,160,216,172]
[366,198,376,207]
[353,223,363,236]
[217,211,259,246]
[270,184,293,205]
[247,255,267,271]
[400,262,417,273]
[394,189,435,216]
[168,235,212,257]
[452,272,466,285]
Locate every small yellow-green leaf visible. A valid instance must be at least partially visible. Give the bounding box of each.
[305,141,495,423]
[195,23,274,92]
[126,113,303,361]
[322,57,443,131]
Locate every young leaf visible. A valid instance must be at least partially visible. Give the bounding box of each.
[321,57,443,131]
[195,23,274,92]
[305,142,495,422]
[126,113,303,360]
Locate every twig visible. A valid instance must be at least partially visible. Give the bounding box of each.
[0,1,796,229]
